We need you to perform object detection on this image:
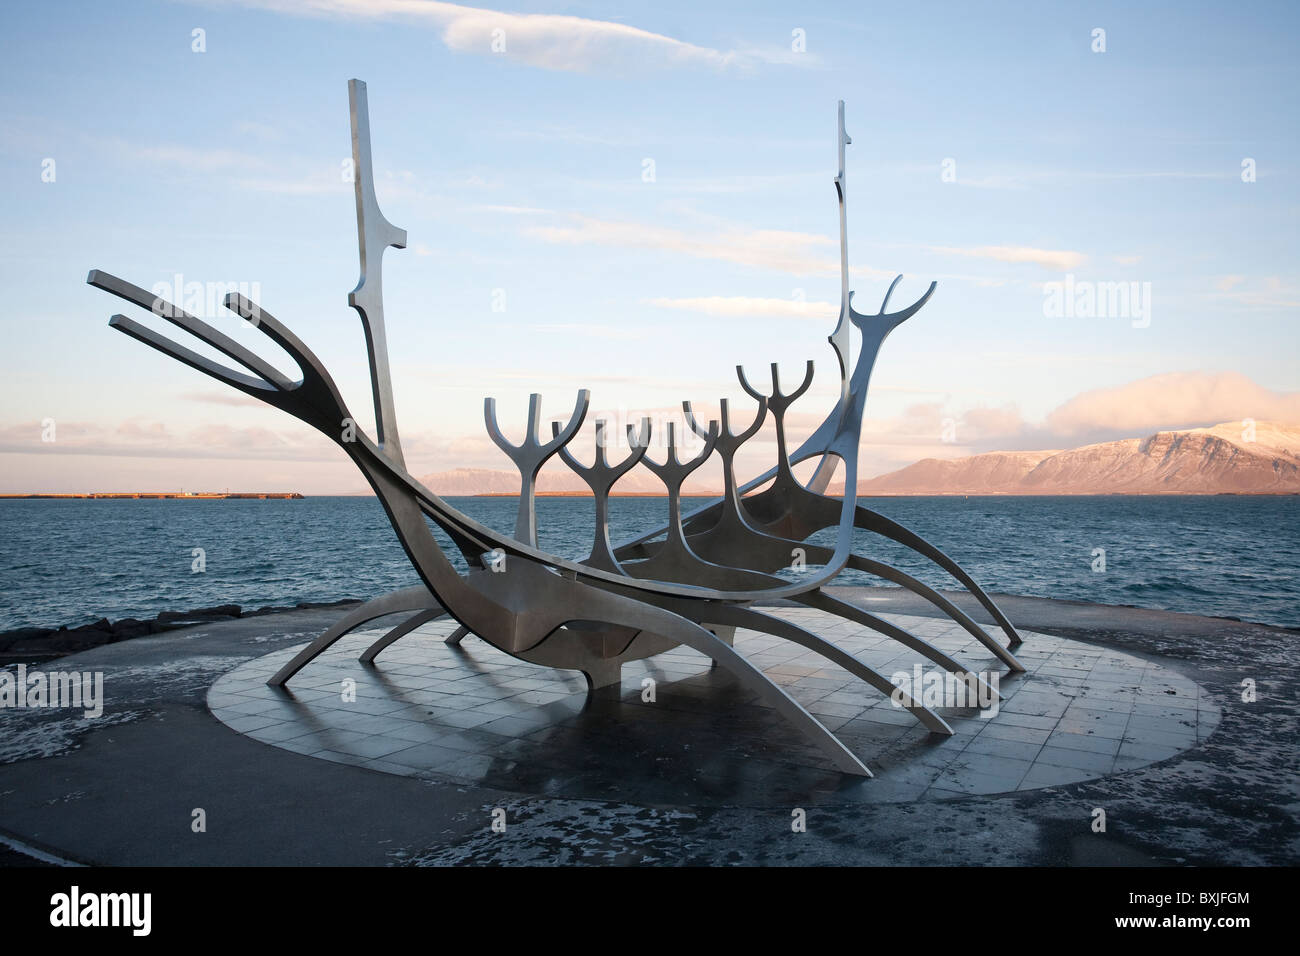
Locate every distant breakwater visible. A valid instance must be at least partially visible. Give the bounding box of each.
[0,492,304,500]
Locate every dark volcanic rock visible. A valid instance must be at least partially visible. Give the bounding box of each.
[155,605,242,624]
[106,618,154,640]
[0,628,54,652]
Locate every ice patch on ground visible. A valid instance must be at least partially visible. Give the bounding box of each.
[107,655,252,695]
[396,800,699,866]
[246,630,318,644]
[0,709,151,764]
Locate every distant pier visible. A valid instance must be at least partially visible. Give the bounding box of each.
[0,492,305,500]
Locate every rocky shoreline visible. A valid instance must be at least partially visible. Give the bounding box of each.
[0,599,360,666]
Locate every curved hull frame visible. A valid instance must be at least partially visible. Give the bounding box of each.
[88,83,1025,778]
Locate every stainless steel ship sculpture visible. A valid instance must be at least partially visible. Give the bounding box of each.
[89,82,1026,777]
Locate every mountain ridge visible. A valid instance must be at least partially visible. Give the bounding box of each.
[847,421,1300,495]
[414,422,1300,497]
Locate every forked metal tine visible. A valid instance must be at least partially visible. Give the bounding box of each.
[483,397,511,454]
[735,361,814,483]
[627,418,651,451]
[684,397,766,453]
[221,293,325,393]
[726,397,767,445]
[483,393,536,454]
[487,391,590,456]
[547,416,653,574]
[553,419,588,474]
[219,293,372,445]
[666,421,687,469]
[525,393,544,448]
[736,360,815,410]
[96,268,365,446]
[879,274,903,314]
[775,360,816,404]
[88,270,291,390]
[681,401,712,442]
[107,315,273,396]
[551,417,651,485]
[608,421,650,476]
[736,365,766,403]
[544,390,591,454]
[849,274,936,329]
[485,390,590,547]
[886,281,937,323]
[643,419,717,477]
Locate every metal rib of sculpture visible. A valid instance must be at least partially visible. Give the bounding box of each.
[87,80,1028,778]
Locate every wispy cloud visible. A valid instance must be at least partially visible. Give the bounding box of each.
[524,213,1035,285]
[646,295,837,320]
[929,244,1087,271]
[477,204,552,215]
[219,0,777,73]
[128,142,268,174]
[96,132,351,196]
[932,166,1238,190]
[0,420,335,462]
[525,214,864,277]
[179,390,267,408]
[1210,275,1299,309]
[236,175,351,196]
[529,322,647,342]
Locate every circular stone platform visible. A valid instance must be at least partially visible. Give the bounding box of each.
[207,608,1220,806]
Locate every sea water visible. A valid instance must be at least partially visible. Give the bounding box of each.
[0,495,1295,631]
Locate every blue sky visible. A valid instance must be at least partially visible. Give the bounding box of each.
[1,0,1296,492]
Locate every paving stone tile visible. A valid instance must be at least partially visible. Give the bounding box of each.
[1045,731,1123,756]
[1036,745,1116,773]
[206,612,1217,804]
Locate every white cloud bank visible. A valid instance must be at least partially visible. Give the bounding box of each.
[1044,371,1300,439]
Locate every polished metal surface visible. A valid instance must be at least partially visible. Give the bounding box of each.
[485,390,590,548]
[90,82,1030,778]
[347,80,408,469]
[553,419,651,573]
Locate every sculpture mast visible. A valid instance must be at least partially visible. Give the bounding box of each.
[347,79,408,469]
[809,101,852,493]
[830,98,852,395]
